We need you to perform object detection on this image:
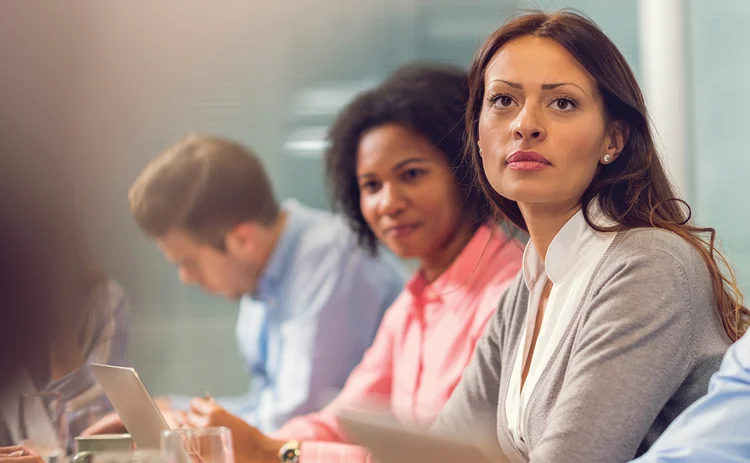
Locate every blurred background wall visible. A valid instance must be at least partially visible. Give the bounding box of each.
[1,0,746,397]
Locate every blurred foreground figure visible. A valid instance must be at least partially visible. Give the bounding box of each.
[0,0,85,381]
[0,141,61,463]
[0,4,125,451]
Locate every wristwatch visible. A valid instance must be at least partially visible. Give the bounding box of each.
[278,440,301,463]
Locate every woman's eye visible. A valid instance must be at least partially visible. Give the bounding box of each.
[360,180,380,192]
[490,94,515,108]
[550,97,578,112]
[403,168,425,181]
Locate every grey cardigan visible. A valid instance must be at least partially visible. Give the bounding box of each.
[433,228,731,463]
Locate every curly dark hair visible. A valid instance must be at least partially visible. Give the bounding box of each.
[325,63,490,255]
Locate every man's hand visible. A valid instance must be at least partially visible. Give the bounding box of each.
[186,398,285,463]
[0,445,42,463]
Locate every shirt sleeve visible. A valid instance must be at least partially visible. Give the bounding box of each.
[430,276,520,457]
[276,274,516,463]
[529,249,719,463]
[86,281,129,366]
[630,332,750,463]
[273,303,398,443]
[248,246,395,433]
[270,305,399,463]
[299,442,376,463]
[50,281,130,443]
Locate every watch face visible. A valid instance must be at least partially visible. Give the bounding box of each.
[280,442,300,463]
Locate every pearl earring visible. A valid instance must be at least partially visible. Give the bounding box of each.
[602,153,612,164]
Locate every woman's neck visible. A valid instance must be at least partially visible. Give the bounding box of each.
[419,221,477,283]
[519,201,582,262]
[49,334,84,381]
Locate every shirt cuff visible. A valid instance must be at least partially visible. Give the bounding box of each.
[299,442,374,463]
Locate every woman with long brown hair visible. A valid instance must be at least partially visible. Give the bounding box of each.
[433,10,749,463]
[0,7,128,456]
[0,153,130,452]
[42,211,130,445]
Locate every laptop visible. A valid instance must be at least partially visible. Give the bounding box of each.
[336,408,507,463]
[91,364,170,450]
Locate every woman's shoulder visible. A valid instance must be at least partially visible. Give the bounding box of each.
[90,279,129,319]
[606,227,708,279]
[101,279,127,305]
[594,227,717,319]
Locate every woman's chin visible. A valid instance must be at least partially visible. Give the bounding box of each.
[493,187,560,205]
[385,241,425,261]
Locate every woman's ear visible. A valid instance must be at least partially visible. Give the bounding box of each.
[606,121,630,162]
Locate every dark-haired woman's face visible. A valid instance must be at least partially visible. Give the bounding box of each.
[477,36,625,211]
[356,123,465,260]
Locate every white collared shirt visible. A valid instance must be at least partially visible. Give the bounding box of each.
[505,206,617,446]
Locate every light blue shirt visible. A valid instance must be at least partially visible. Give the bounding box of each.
[221,199,404,433]
[632,330,750,463]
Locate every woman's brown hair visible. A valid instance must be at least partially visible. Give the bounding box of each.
[465,10,749,341]
[0,141,107,379]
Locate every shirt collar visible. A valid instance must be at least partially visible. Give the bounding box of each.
[522,201,616,288]
[405,224,503,306]
[257,199,305,291]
